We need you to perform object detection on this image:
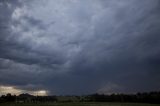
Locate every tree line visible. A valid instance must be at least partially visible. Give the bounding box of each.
[0,91,160,104]
[84,91,160,104]
[0,93,57,103]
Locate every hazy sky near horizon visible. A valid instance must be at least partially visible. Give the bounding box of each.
[0,0,160,95]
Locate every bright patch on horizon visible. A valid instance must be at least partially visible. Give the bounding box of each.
[0,86,22,95]
[0,86,48,96]
[33,90,48,96]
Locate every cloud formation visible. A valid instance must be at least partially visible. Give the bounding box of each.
[0,0,160,95]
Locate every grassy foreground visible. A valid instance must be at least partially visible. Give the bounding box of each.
[0,102,159,106]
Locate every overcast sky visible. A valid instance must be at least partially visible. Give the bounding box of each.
[0,0,160,95]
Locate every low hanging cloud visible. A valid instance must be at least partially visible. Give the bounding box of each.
[0,0,160,95]
[97,82,124,95]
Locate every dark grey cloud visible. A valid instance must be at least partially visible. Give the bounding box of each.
[0,0,160,95]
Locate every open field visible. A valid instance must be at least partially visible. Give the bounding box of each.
[0,102,159,106]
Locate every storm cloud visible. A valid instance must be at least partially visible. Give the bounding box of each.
[0,0,160,95]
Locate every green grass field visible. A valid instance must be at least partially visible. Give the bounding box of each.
[0,102,159,106]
